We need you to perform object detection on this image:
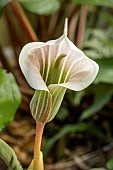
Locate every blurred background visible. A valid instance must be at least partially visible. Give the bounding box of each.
[0,0,113,169]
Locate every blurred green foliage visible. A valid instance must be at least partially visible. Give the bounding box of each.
[80,84,113,120]
[107,156,113,170]
[73,0,113,7]
[0,69,21,131]
[90,168,107,170]
[19,0,60,15]
[43,121,104,157]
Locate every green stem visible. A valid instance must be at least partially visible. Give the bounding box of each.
[33,121,45,170]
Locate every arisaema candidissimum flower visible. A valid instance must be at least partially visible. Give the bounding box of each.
[19,19,99,124]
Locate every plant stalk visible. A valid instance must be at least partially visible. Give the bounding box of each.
[33,121,45,170]
[76,5,89,49]
[10,0,38,42]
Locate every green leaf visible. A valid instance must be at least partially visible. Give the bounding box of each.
[0,69,22,131]
[43,122,103,156]
[94,58,113,84]
[80,84,113,120]
[0,0,11,16]
[19,0,60,15]
[0,139,23,170]
[107,156,113,170]
[73,0,113,7]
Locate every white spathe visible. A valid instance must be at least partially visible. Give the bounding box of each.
[19,18,99,123]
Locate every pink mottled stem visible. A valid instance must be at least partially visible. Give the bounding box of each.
[33,121,44,170]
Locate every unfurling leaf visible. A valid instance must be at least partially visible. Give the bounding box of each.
[19,19,99,123]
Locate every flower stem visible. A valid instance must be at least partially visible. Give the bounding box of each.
[33,121,45,170]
